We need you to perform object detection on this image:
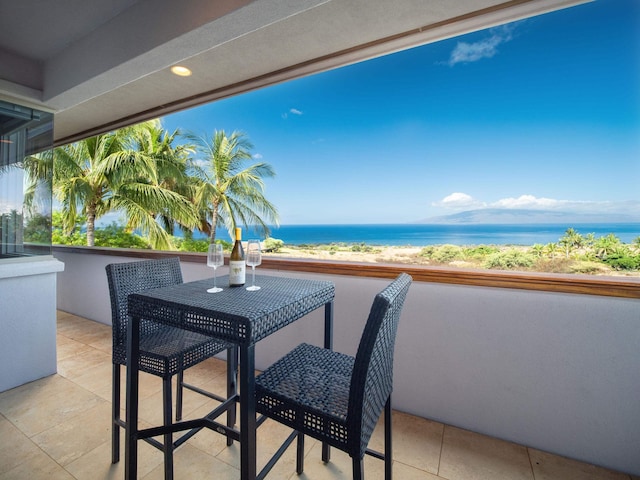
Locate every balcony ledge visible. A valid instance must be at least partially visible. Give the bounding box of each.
[52,245,640,299]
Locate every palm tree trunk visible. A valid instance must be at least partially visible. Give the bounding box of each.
[86,210,96,247]
[208,204,219,244]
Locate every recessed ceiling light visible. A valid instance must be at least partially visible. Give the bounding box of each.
[171,65,192,77]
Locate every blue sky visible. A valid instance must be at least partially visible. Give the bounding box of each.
[162,0,640,225]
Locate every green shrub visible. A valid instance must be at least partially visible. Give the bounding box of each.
[52,229,86,246]
[94,223,150,249]
[419,246,436,258]
[431,245,464,263]
[350,243,379,253]
[603,253,640,271]
[175,237,211,252]
[484,250,535,270]
[264,237,284,252]
[463,245,500,259]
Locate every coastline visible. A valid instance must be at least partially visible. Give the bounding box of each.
[262,242,640,277]
[233,222,640,247]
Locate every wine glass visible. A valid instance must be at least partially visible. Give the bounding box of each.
[245,240,262,291]
[206,243,224,293]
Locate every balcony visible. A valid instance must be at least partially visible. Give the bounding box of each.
[0,308,635,480]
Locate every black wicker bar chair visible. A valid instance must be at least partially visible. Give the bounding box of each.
[255,273,412,480]
[106,257,235,478]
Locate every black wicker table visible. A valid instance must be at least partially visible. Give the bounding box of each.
[124,274,335,480]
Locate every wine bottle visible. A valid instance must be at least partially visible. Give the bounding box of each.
[229,227,246,287]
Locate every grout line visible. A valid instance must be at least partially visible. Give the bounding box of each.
[436,423,446,477]
[527,446,537,479]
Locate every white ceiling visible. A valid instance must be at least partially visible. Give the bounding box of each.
[0,0,585,144]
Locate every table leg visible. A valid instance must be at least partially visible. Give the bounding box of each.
[240,344,257,480]
[125,314,140,480]
[322,301,334,463]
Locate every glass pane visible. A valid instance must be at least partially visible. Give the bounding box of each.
[0,100,53,258]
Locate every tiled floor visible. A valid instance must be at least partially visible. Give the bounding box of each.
[0,312,637,480]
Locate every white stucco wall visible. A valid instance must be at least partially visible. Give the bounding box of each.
[0,256,65,392]
[53,250,640,475]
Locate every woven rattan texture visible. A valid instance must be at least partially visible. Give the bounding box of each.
[106,258,231,378]
[255,273,412,459]
[127,275,335,345]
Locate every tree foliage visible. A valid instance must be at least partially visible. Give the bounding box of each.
[186,130,279,243]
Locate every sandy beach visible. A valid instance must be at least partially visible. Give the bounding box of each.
[267,245,424,264]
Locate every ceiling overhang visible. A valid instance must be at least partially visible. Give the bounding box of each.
[0,0,587,145]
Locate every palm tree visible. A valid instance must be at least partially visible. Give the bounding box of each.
[559,227,584,258]
[120,121,199,245]
[530,243,545,258]
[544,242,559,258]
[186,130,279,243]
[26,121,198,249]
[593,233,622,260]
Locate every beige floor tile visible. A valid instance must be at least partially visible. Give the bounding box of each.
[64,420,164,480]
[529,448,632,480]
[142,443,238,480]
[56,335,94,361]
[0,375,106,437]
[103,369,165,405]
[68,360,114,397]
[0,451,75,480]
[31,402,112,466]
[368,410,443,475]
[0,415,45,475]
[56,314,101,339]
[213,416,318,477]
[392,462,444,480]
[439,426,534,480]
[180,398,237,458]
[57,348,111,379]
[134,371,230,427]
[294,440,395,480]
[87,333,114,353]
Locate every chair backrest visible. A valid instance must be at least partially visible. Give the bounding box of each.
[347,273,412,457]
[105,257,183,350]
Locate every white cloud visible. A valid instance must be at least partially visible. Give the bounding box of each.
[432,193,640,215]
[448,24,516,66]
[253,153,263,160]
[432,192,484,209]
[282,108,303,119]
[489,196,640,214]
[491,194,561,209]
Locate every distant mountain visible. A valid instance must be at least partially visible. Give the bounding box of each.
[418,209,640,225]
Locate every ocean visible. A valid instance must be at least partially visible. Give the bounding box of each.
[212,223,640,247]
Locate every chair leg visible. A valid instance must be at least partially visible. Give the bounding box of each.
[385,396,392,480]
[112,364,120,464]
[176,371,184,422]
[296,432,305,474]
[226,346,238,446]
[352,457,364,480]
[163,378,174,480]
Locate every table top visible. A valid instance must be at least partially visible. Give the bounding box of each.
[128,274,335,345]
